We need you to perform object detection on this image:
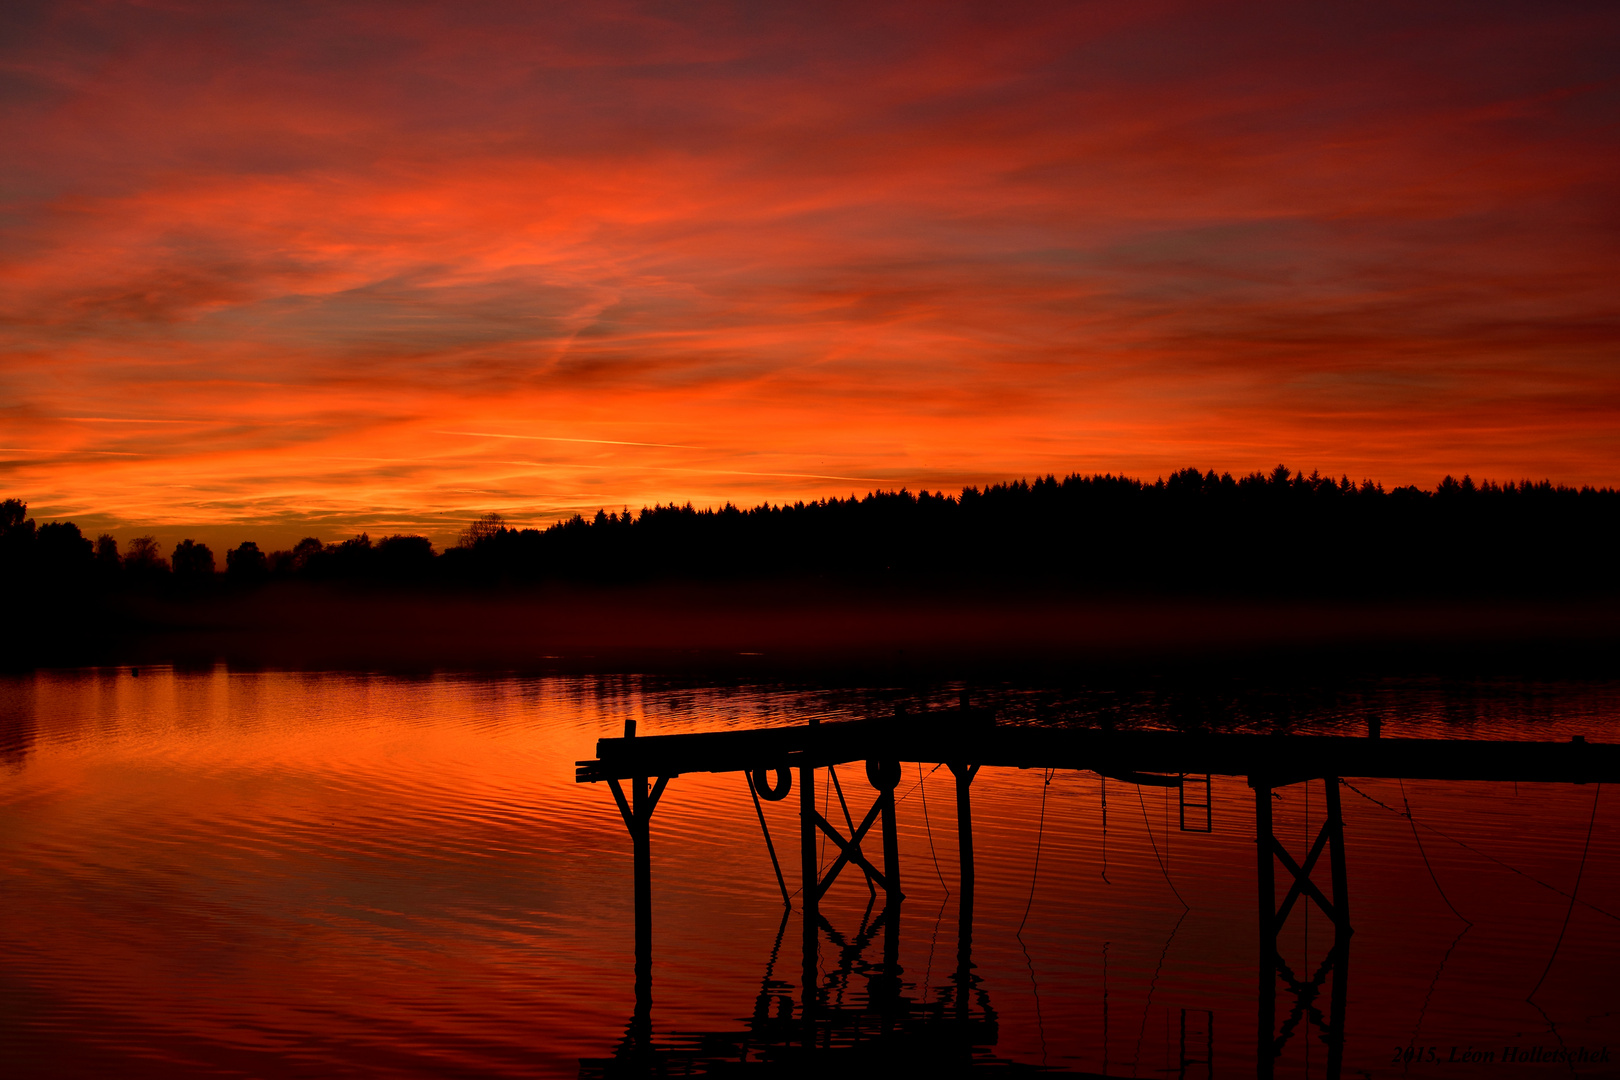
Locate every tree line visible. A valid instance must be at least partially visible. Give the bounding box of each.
[0,501,438,590]
[3,465,1618,599]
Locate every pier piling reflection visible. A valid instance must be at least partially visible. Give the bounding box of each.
[1255,775,1352,1079]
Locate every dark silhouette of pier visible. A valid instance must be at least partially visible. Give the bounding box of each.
[576,698,1617,1077]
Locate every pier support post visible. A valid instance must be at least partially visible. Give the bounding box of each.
[1325,777,1349,936]
[602,717,673,1019]
[881,886,902,998]
[881,775,901,909]
[872,759,902,985]
[1326,777,1350,1080]
[799,743,817,1047]
[1254,778,1275,1080]
[951,763,978,900]
[949,762,980,1021]
[632,774,652,1002]
[604,775,670,1008]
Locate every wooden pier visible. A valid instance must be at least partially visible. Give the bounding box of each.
[578,707,1617,787]
[576,701,1617,1077]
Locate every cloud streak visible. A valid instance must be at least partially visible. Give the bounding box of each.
[437,431,705,450]
[2,0,1617,545]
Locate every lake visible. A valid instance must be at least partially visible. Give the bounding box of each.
[1,668,1615,1077]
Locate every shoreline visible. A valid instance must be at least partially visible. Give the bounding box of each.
[13,582,1618,678]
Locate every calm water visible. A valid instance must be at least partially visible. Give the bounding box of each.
[1,669,1616,1077]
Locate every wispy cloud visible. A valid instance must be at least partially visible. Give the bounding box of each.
[437,431,705,450]
[1,0,1616,538]
[61,417,200,424]
[0,448,146,457]
[496,460,886,484]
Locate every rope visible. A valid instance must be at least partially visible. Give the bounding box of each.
[1524,998,1576,1074]
[1133,909,1188,1073]
[1136,783,1190,910]
[1528,782,1603,999]
[920,893,949,999]
[1101,941,1110,1076]
[917,761,950,894]
[894,761,944,805]
[1018,768,1053,936]
[1016,769,1054,1068]
[1404,923,1470,1077]
[1399,779,1471,925]
[1101,775,1110,884]
[1340,780,1620,924]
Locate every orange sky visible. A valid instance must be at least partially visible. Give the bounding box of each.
[3,1,1618,550]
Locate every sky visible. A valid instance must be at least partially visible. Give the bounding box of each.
[2,0,1618,551]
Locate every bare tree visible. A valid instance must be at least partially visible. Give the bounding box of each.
[125,536,166,571]
[461,513,506,547]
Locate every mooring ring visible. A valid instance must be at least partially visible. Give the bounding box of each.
[866,758,901,791]
[751,765,792,801]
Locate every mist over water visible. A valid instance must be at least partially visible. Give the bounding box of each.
[0,669,1615,1077]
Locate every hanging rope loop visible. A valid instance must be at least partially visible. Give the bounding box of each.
[866,758,901,791]
[751,765,792,801]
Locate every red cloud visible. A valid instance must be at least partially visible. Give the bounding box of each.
[2,1,1617,541]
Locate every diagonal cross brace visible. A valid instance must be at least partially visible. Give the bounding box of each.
[608,775,670,832]
[746,772,791,907]
[812,800,900,901]
[1271,829,1343,931]
[1272,820,1332,931]
[1271,935,1348,1058]
[827,766,875,899]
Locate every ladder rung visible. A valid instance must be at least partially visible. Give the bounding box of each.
[1179,774,1214,832]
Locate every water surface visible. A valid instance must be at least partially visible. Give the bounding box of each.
[1,669,1616,1076]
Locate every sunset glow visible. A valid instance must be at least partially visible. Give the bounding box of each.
[3,1,1618,548]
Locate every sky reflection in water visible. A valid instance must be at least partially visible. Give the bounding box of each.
[0,669,1615,1077]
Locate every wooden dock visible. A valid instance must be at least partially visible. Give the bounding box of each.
[577,708,1620,786]
[575,703,1616,1078]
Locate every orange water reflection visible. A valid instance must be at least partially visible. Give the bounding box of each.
[0,669,1615,1077]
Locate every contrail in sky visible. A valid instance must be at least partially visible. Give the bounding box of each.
[1,448,144,456]
[438,430,704,450]
[496,459,884,484]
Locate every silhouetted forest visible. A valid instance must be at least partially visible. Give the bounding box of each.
[4,466,1618,601]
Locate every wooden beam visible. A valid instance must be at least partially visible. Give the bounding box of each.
[578,718,1619,786]
[812,805,891,900]
[1271,821,1332,933]
[1270,836,1342,929]
[607,777,634,832]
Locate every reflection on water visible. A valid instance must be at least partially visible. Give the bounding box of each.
[0,669,1615,1077]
